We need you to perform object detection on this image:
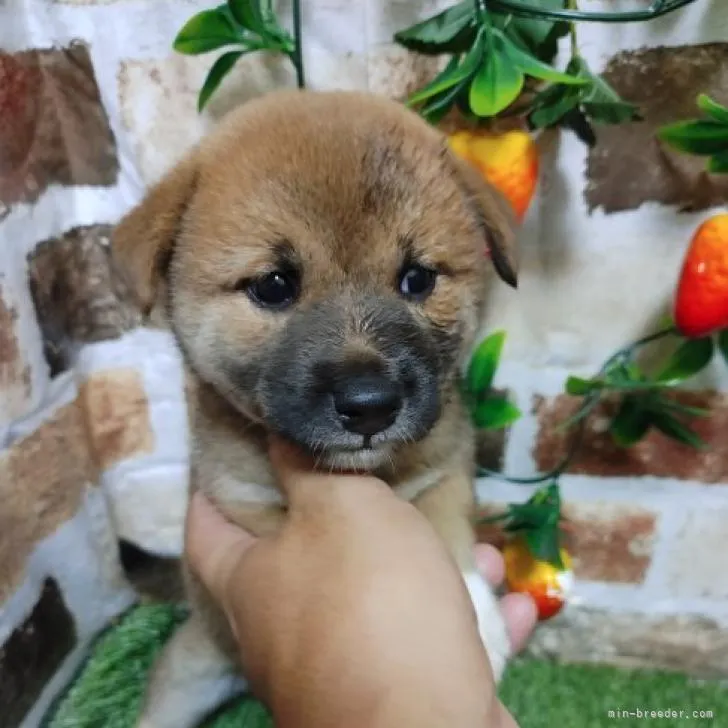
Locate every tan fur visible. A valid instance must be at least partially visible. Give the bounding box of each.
[112,90,516,728]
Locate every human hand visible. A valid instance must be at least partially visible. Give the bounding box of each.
[186,438,536,728]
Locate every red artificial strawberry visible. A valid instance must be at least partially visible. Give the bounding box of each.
[674,214,728,338]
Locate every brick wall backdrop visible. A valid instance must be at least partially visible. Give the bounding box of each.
[1,1,728,725]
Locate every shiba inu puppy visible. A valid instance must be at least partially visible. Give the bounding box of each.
[112,89,518,728]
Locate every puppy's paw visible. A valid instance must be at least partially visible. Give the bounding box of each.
[463,571,511,683]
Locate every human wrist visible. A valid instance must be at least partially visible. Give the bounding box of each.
[268,652,494,728]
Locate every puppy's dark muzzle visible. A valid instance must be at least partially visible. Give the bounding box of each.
[332,373,402,437]
[259,293,444,455]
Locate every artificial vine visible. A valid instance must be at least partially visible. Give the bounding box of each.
[174,0,699,137]
[173,0,304,111]
[486,0,697,22]
[464,318,728,566]
[396,0,698,145]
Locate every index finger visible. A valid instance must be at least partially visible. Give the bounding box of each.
[186,492,257,605]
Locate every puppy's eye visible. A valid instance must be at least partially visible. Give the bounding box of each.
[398,264,438,302]
[245,271,300,310]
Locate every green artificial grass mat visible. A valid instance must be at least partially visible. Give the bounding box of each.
[45,604,725,728]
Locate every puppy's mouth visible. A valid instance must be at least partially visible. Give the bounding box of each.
[261,385,440,473]
[311,442,395,473]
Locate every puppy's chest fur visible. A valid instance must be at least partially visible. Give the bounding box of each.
[188,379,475,536]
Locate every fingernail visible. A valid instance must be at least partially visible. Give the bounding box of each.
[474,543,505,587]
[500,592,538,653]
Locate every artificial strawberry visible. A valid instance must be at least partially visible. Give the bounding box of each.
[448,129,538,222]
[674,214,728,338]
[502,535,573,621]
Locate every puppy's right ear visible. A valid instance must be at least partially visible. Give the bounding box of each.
[112,156,198,315]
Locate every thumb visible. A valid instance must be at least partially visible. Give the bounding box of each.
[186,491,257,610]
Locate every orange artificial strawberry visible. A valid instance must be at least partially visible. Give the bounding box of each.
[674,214,728,338]
[448,129,538,223]
[502,535,573,621]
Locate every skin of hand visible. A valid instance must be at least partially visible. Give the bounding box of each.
[186,438,537,728]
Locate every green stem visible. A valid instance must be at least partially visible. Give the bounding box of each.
[473,0,486,22]
[567,0,579,57]
[292,0,305,88]
[486,0,697,22]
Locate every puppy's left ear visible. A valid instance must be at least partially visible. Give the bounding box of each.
[450,154,519,288]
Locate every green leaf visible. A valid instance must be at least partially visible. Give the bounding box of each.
[505,482,562,543]
[468,35,524,117]
[419,77,469,125]
[655,337,714,384]
[407,42,482,106]
[658,120,728,156]
[503,503,547,531]
[697,94,728,124]
[259,0,275,26]
[650,411,705,449]
[605,360,644,385]
[580,70,623,105]
[565,376,599,396]
[499,33,587,86]
[528,56,639,131]
[197,50,247,111]
[227,0,267,35]
[707,150,728,174]
[473,396,522,430]
[394,1,476,55]
[582,100,641,125]
[525,521,563,568]
[651,393,710,418]
[609,396,652,447]
[528,84,581,129]
[174,8,240,55]
[572,57,640,124]
[466,330,506,396]
[492,1,568,63]
[719,329,728,365]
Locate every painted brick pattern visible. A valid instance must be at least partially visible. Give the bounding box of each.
[0,288,32,425]
[586,44,728,214]
[664,505,728,599]
[79,368,154,470]
[0,45,118,212]
[2,1,728,725]
[0,578,76,727]
[533,391,728,483]
[0,397,93,603]
[28,225,142,376]
[562,501,656,584]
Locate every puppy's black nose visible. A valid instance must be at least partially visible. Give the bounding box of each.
[332,374,402,436]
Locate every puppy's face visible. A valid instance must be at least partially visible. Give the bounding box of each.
[113,91,517,470]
